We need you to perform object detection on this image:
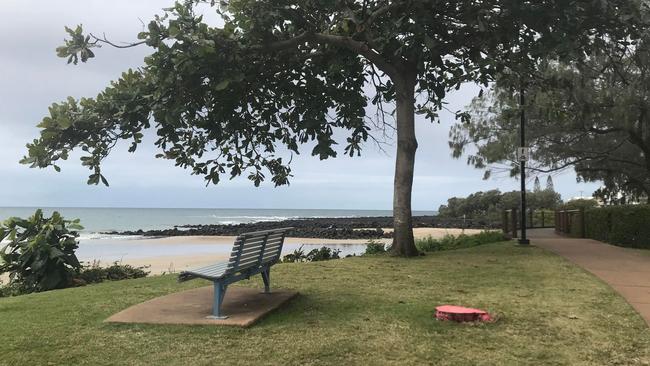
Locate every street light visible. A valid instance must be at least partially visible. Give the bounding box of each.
[518,84,530,245]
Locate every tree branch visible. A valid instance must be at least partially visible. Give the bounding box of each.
[364,1,405,27]
[89,33,148,49]
[312,33,399,77]
[252,32,312,52]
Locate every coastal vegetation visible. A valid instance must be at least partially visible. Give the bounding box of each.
[0,210,148,297]
[437,189,561,222]
[450,35,650,204]
[76,261,149,285]
[364,240,387,254]
[363,231,509,254]
[282,245,341,263]
[0,209,83,293]
[0,242,648,365]
[414,231,508,252]
[560,198,600,211]
[20,1,644,256]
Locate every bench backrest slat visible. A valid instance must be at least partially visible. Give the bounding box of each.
[226,227,291,273]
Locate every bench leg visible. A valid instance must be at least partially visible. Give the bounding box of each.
[261,268,271,294]
[208,282,229,320]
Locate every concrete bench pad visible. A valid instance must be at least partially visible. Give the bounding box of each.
[105,286,298,327]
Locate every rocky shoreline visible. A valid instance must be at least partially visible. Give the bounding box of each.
[102,216,499,240]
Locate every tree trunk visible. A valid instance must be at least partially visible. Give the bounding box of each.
[390,74,419,257]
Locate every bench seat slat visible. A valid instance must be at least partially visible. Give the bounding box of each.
[263,243,283,252]
[264,246,283,253]
[179,262,229,280]
[241,236,269,245]
[239,228,291,237]
[229,257,261,270]
[235,240,282,258]
[263,239,284,247]
[262,251,281,260]
[187,265,227,275]
[238,241,283,261]
[188,262,228,272]
[235,243,267,256]
[234,254,262,265]
[231,240,284,258]
[262,255,280,263]
[239,235,283,248]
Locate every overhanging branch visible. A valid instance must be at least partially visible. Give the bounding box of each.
[312,33,399,77]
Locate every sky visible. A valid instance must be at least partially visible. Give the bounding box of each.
[0,0,601,211]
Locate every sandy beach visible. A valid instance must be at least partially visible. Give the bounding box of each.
[78,227,487,275]
[0,228,489,280]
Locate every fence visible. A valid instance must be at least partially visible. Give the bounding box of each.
[554,205,649,247]
[554,208,585,238]
[502,209,555,237]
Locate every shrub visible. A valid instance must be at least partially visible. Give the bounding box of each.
[282,246,341,263]
[414,236,439,252]
[0,280,23,298]
[306,247,341,262]
[77,261,149,284]
[584,208,610,241]
[585,205,650,249]
[561,199,599,210]
[415,231,509,252]
[0,210,83,293]
[364,240,386,255]
[282,246,307,263]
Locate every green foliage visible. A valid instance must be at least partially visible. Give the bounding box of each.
[0,210,83,293]
[546,176,555,191]
[561,199,599,211]
[282,246,306,263]
[437,188,561,220]
[569,214,585,238]
[77,261,149,284]
[364,240,386,255]
[533,177,541,192]
[56,25,95,65]
[0,280,23,298]
[282,246,341,263]
[22,1,644,189]
[450,34,650,200]
[306,246,341,262]
[585,205,650,249]
[413,236,441,252]
[530,209,555,228]
[583,208,610,241]
[21,0,645,257]
[415,231,509,252]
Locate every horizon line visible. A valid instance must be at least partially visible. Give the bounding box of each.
[0,205,438,212]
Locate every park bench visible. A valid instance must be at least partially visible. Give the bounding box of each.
[178,227,292,319]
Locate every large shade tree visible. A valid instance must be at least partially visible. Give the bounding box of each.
[22,0,643,255]
[450,31,650,204]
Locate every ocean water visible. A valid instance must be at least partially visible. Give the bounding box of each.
[0,207,435,262]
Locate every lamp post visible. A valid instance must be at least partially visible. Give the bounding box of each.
[518,84,530,245]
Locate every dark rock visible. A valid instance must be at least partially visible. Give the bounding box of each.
[101,216,500,239]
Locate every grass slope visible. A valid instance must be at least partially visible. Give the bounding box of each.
[1,242,649,365]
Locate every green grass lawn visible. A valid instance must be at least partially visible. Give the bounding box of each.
[1,242,649,366]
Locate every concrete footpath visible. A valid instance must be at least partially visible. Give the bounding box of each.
[529,229,650,326]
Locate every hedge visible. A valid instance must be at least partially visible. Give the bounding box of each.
[568,212,584,238]
[584,205,650,249]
